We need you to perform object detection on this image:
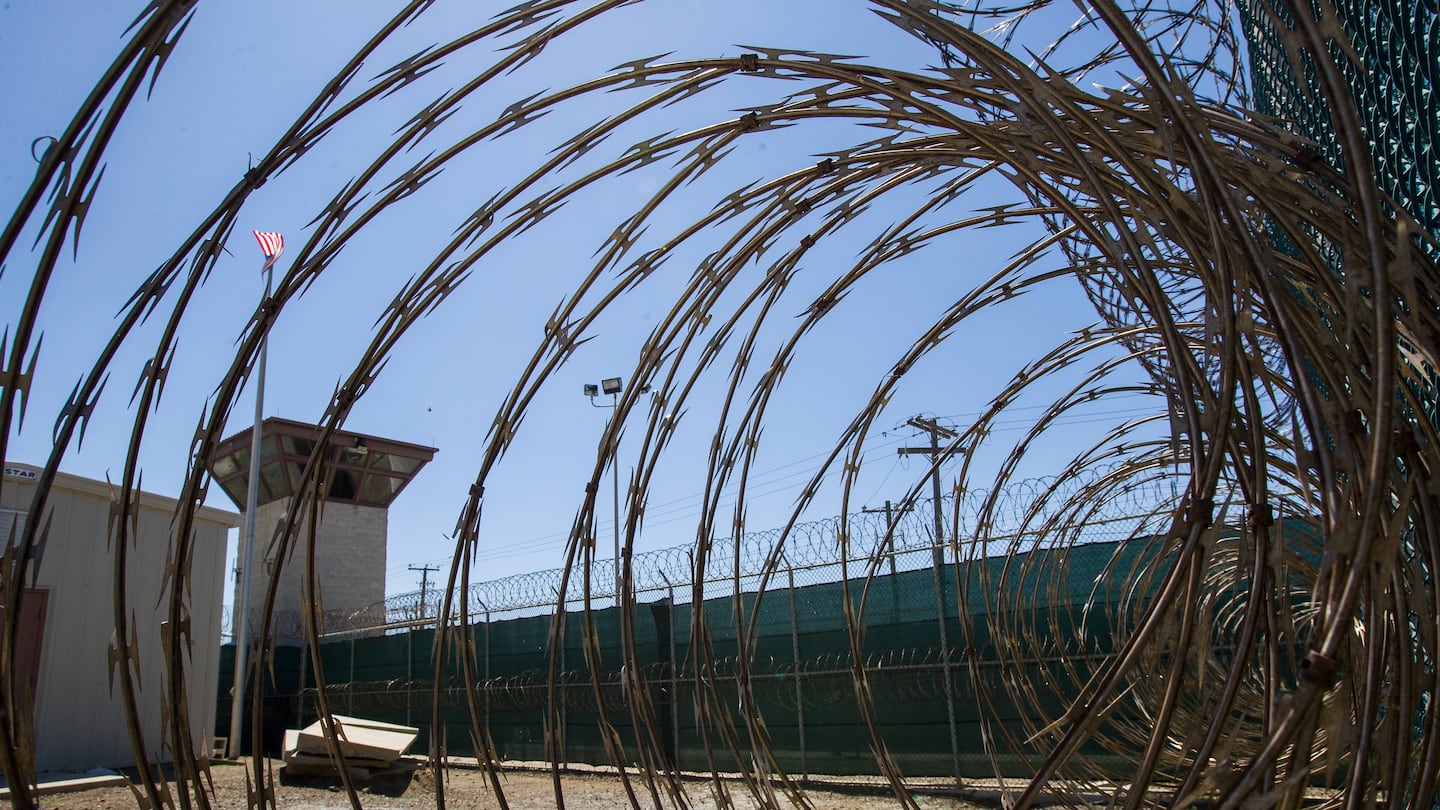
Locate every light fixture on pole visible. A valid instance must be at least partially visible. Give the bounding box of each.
[585,376,626,601]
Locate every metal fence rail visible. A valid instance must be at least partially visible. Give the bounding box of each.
[223,497,1322,785]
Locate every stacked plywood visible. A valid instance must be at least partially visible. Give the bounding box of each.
[282,715,420,782]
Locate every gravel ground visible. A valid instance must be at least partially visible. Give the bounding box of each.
[33,760,991,809]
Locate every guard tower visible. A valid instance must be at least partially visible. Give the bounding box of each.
[209,418,436,641]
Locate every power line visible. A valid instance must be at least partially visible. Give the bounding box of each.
[408,563,440,611]
[386,402,1167,576]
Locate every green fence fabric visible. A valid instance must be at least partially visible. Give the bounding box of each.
[219,521,1328,781]
[220,539,1149,777]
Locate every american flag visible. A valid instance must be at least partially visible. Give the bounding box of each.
[252,230,284,270]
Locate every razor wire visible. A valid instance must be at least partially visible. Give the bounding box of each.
[364,463,1179,625]
[2,0,1438,808]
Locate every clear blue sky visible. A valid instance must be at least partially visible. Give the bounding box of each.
[1,1,1161,611]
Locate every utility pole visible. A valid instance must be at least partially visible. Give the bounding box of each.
[860,500,907,578]
[897,416,957,570]
[410,563,439,620]
[861,500,907,616]
[896,414,962,785]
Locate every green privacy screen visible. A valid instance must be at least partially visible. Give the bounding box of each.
[221,527,1318,780]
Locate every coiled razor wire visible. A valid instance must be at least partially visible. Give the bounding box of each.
[339,466,1175,628]
[1,0,1438,808]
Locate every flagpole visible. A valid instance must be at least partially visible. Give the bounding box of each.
[227,259,272,760]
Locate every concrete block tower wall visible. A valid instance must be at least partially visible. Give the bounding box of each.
[232,500,388,639]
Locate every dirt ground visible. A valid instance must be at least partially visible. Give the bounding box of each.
[34,759,993,809]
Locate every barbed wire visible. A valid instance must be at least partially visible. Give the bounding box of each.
[3,0,1437,807]
[369,462,1178,621]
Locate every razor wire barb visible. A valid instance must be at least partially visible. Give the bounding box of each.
[239,474,1167,637]
[1,0,1438,807]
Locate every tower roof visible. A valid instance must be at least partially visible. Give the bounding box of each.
[208,417,436,510]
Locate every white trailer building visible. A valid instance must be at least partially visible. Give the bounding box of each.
[0,462,238,773]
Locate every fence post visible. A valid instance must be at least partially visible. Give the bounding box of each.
[483,606,492,741]
[669,586,679,770]
[349,636,357,716]
[647,593,677,770]
[406,624,413,728]
[297,628,309,732]
[786,559,807,780]
[553,589,567,768]
[657,575,680,771]
[930,536,961,784]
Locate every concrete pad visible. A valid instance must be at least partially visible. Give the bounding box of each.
[0,771,130,799]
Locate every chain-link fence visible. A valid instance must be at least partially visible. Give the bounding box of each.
[226,470,1178,639]
[220,473,1318,782]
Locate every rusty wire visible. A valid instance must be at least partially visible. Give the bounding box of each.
[1,0,1437,807]
[259,472,1160,637]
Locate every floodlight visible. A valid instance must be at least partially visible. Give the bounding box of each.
[583,383,599,397]
[601,377,623,395]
